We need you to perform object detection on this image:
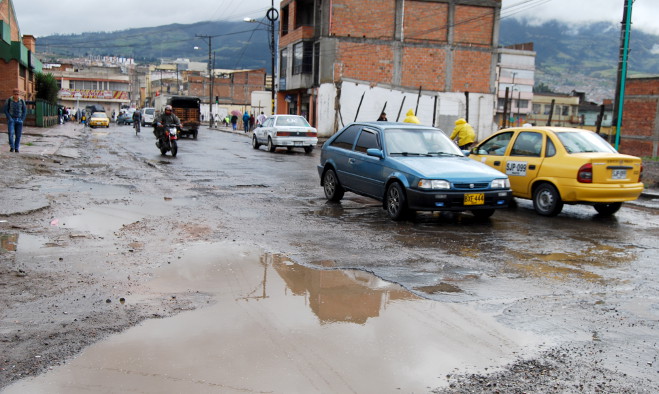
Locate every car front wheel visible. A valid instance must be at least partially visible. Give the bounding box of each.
[252,135,260,149]
[386,182,408,221]
[533,183,563,216]
[323,168,344,202]
[593,202,622,216]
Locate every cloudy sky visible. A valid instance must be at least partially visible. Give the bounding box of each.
[13,0,659,37]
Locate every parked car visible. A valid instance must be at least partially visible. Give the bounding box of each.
[88,112,110,128]
[318,122,512,220]
[117,112,134,125]
[252,115,318,153]
[141,107,155,127]
[468,126,644,216]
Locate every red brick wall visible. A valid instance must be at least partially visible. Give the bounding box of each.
[452,50,491,92]
[337,42,394,84]
[331,0,396,38]
[401,47,446,91]
[620,78,659,156]
[454,5,495,46]
[404,2,449,42]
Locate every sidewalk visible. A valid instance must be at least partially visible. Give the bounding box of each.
[0,121,83,157]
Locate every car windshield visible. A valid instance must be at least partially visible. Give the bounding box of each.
[145,109,154,115]
[91,113,106,118]
[384,128,463,157]
[274,116,310,127]
[556,131,617,154]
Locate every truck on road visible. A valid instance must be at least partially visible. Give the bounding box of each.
[154,95,201,139]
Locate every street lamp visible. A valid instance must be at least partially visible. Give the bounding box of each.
[244,1,278,115]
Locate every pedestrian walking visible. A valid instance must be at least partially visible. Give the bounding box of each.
[3,88,27,153]
[403,109,420,124]
[231,114,238,130]
[256,111,267,126]
[450,118,476,150]
[249,113,255,131]
[242,111,250,133]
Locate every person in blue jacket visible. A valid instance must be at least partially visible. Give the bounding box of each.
[4,89,28,153]
[242,111,250,133]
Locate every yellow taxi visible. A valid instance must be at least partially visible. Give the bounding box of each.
[89,112,110,128]
[468,126,644,216]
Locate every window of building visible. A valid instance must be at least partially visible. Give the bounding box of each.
[293,41,313,75]
[532,104,541,114]
[281,5,289,36]
[295,0,314,28]
[280,48,288,78]
[543,105,552,115]
[562,106,569,116]
[518,100,529,109]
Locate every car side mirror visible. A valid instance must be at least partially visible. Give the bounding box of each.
[462,149,471,156]
[366,148,384,159]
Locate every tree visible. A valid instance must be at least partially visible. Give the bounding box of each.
[35,72,59,104]
[533,82,554,94]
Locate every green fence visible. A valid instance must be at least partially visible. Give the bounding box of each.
[33,99,58,127]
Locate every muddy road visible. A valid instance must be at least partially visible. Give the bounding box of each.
[1,122,658,393]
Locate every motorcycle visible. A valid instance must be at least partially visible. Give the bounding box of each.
[154,123,179,157]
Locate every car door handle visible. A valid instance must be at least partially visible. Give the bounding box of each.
[348,158,356,164]
[493,161,501,166]
[529,164,536,170]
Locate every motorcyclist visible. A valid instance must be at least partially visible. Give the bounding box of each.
[154,105,181,143]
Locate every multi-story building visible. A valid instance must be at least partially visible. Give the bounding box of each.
[495,42,535,128]
[0,0,42,102]
[527,92,580,127]
[277,0,502,138]
[45,63,131,115]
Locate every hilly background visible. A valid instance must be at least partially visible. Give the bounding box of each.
[36,18,659,102]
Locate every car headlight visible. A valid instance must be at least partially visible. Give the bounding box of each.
[491,178,510,189]
[418,179,451,189]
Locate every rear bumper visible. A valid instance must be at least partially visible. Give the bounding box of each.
[561,182,645,202]
[406,189,513,211]
[272,137,318,147]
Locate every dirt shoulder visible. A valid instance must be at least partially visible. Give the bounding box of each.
[0,124,212,388]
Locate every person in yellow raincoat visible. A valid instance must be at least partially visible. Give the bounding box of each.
[403,109,420,124]
[450,118,476,149]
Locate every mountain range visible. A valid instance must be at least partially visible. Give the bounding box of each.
[36,18,659,101]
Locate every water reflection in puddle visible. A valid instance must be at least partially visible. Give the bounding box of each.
[4,242,541,394]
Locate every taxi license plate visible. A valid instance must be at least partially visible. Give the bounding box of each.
[294,141,303,146]
[611,169,627,179]
[464,193,485,205]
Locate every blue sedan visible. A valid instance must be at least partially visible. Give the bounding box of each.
[318,122,513,220]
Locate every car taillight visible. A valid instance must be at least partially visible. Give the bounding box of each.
[306,131,317,137]
[577,163,592,183]
[277,131,291,136]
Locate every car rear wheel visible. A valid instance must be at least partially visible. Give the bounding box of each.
[323,169,344,202]
[386,182,408,221]
[533,183,563,216]
[471,209,495,219]
[304,146,314,154]
[252,135,260,149]
[593,202,622,216]
[267,137,276,152]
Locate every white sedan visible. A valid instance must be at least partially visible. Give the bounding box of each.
[252,115,318,154]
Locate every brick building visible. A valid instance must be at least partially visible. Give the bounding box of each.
[0,0,42,103]
[620,77,659,157]
[277,0,501,137]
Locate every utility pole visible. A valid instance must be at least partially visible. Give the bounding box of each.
[611,0,633,149]
[196,34,214,127]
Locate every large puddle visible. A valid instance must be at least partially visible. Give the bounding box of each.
[3,243,542,393]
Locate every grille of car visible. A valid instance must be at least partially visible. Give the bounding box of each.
[452,182,490,190]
